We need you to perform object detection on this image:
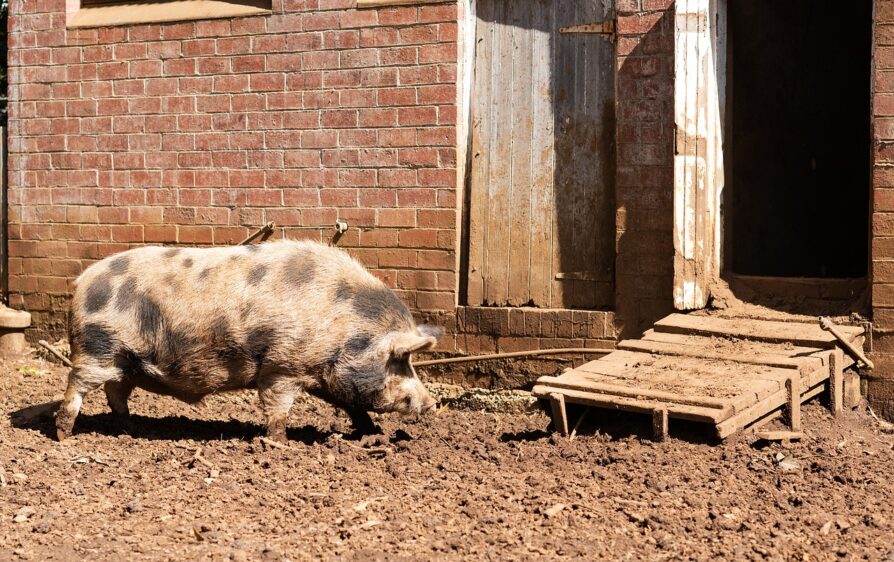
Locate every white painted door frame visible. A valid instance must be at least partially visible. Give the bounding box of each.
[673,0,726,310]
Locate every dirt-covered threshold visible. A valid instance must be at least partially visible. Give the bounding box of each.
[2,353,893,560]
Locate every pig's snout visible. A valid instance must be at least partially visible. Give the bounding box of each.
[394,378,437,416]
[419,391,436,414]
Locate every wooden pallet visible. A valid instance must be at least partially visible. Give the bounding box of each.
[532,313,865,440]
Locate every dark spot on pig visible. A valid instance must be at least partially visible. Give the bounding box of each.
[211,317,229,340]
[211,317,241,363]
[107,255,130,276]
[325,348,342,369]
[198,267,212,282]
[247,265,267,286]
[334,281,354,301]
[344,361,388,409]
[81,323,116,358]
[246,327,276,371]
[137,296,163,341]
[114,348,147,378]
[182,258,193,268]
[163,327,197,357]
[84,274,113,313]
[345,335,372,356]
[352,286,409,321]
[245,244,261,253]
[164,249,180,258]
[240,302,254,322]
[115,277,138,312]
[163,274,177,287]
[283,258,317,287]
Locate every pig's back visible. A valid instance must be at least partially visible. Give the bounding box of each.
[69,241,412,398]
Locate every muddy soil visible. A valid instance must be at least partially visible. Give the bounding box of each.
[2,352,894,561]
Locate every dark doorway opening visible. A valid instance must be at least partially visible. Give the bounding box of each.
[725,0,872,279]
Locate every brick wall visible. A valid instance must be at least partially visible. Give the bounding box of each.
[614,0,675,338]
[6,0,460,340]
[871,0,894,417]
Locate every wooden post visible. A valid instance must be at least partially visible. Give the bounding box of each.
[786,375,801,431]
[548,392,569,435]
[829,348,843,417]
[652,408,669,442]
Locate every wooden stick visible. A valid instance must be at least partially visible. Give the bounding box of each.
[829,348,843,417]
[818,316,873,369]
[569,410,588,441]
[38,340,73,368]
[787,377,801,431]
[652,408,669,442]
[190,448,215,470]
[414,347,612,367]
[756,430,805,442]
[239,222,276,246]
[548,392,569,435]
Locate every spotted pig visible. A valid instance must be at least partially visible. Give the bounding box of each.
[56,240,441,442]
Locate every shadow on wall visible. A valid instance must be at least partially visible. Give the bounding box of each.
[614,6,676,339]
[460,0,616,311]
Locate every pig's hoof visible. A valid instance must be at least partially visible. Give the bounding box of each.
[266,423,287,444]
[55,411,74,441]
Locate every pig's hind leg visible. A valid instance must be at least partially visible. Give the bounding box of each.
[56,361,125,440]
[257,375,299,443]
[103,378,135,417]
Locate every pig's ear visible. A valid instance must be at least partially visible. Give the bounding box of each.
[417,324,444,342]
[390,332,438,357]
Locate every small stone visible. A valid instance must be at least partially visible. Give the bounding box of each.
[33,511,59,534]
[13,506,35,523]
[126,499,143,513]
[778,459,800,472]
[543,503,565,517]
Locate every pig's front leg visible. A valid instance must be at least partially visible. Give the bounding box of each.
[347,408,382,437]
[258,376,298,443]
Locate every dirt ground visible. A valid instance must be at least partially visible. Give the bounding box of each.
[2,352,894,561]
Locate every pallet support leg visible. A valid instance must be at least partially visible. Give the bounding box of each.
[786,375,801,432]
[829,348,843,417]
[652,408,668,442]
[548,393,569,435]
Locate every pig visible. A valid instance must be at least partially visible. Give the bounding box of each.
[56,240,441,442]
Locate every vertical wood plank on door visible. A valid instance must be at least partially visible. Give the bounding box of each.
[528,0,555,307]
[466,0,495,305]
[506,0,536,306]
[483,0,513,306]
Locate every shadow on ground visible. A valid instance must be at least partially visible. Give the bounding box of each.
[501,404,720,445]
[9,401,335,445]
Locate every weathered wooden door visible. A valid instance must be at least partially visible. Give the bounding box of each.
[466,0,615,309]
[673,0,726,309]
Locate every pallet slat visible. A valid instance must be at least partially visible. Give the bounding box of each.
[653,313,863,348]
[532,385,723,423]
[617,338,819,371]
